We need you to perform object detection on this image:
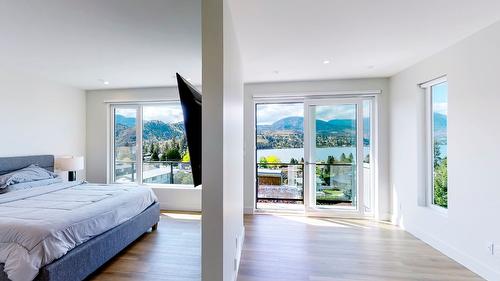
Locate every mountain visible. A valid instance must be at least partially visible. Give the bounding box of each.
[115,115,136,127]
[142,120,185,141]
[270,116,304,131]
[433,113,447,139]
[257,116,366,135]
[434,112,447,132]
[114,114,186,145]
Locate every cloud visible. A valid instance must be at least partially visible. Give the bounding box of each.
[116,108,136,118]
[315,104,356,121]
[433,102,448,115]
[143,104,184,123]
[257,103,369,124]
[256,103,303,125]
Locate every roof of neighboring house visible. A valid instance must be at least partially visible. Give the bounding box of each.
[257,168,282,177]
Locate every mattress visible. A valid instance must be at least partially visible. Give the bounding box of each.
[0,181,158,281]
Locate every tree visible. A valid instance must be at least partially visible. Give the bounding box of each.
[151,145,160,161]
[348,153,354,163]
[434,158,448,208]
[166,148,182,161]
[259,156,268,168]
[290,158,299,164]
[434,140,442,167]
[266,155,281,165]
[160,143,169,161]
[149,142,155,155]
[339,153,347,163]
[182,151,191,163]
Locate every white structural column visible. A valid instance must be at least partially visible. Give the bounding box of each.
[202,0,244,280]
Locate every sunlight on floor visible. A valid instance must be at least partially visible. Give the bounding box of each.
[161,212,201,221]
[271,214,351,228]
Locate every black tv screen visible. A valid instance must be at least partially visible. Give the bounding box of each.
[176,73,202,187]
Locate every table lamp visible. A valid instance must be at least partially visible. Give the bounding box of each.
[55,156,84,181]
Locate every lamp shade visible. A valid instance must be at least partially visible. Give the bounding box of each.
[55,156,84,171]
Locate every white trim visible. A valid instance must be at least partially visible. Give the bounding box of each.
[421,76,448,213]
[253,90,381,101]
[243,207,255,214]
[419,75,447,88]
[103,98,180,104]
[252,94,379,218]
[108,101,196,188]
[405,224,500,281]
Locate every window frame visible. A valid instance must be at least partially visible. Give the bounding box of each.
[108,101,194,188]
[421,76,448,212]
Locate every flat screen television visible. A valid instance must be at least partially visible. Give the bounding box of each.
[176,73,202,187]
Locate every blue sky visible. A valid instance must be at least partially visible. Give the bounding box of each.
[433,82,448,115]
[257,102,370,125]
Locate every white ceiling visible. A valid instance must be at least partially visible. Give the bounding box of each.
[0,0,201,90]
[230,0,500,83]
[1,1,500,89]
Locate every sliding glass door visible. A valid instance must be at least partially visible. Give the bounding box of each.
[305,99,364,213]
[255,97,374,216]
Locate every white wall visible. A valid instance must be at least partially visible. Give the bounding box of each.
[243,78,391,220]
[85,87,201,211]
[390,21,500,280]
[202,0,244,280]
[0,67,86,178]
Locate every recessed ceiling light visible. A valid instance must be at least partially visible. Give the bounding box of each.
[323,60,331,64]
[273,70,280,74]
[367,65,375,69]
[98,79,110,85]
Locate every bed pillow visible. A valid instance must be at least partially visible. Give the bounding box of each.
[0,177,63,194]
[0,164,59,189]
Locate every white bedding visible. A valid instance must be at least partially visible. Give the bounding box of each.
[0,181,158,281]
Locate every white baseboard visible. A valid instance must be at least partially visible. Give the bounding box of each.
[405,225,500,281]
[377,212,392,222]
[159,202,201,212]
[244,207,254,214]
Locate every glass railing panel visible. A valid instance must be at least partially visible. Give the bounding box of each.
[315,163,356,208]
[256,163,304,204]
[142,161,194,185]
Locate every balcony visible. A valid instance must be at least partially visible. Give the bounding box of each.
[256,162,361,209]
[114,160,193,185]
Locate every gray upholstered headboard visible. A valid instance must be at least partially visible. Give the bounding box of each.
[0,155,54,175]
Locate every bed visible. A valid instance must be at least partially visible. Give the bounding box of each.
[0,155,160,281]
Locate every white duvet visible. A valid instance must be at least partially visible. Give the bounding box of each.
[0,181,158,281]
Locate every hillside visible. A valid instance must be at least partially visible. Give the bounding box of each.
[114,115,186,146]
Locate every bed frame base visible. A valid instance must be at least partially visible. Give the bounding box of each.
[0,202,160,281]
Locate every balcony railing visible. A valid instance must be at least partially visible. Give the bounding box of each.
[256,162,304,204]
[256,162,357,206]
[314,163,356,206]
[114,160,193,185]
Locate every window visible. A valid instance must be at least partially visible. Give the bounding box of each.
[422,77,448,209]
[111,102,193,186]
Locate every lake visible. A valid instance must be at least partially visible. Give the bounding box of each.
[257,145,447,163]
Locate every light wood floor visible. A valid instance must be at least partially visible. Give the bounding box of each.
[87,212,201,281]
[88,213,482,281]
[238,214,483,281]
